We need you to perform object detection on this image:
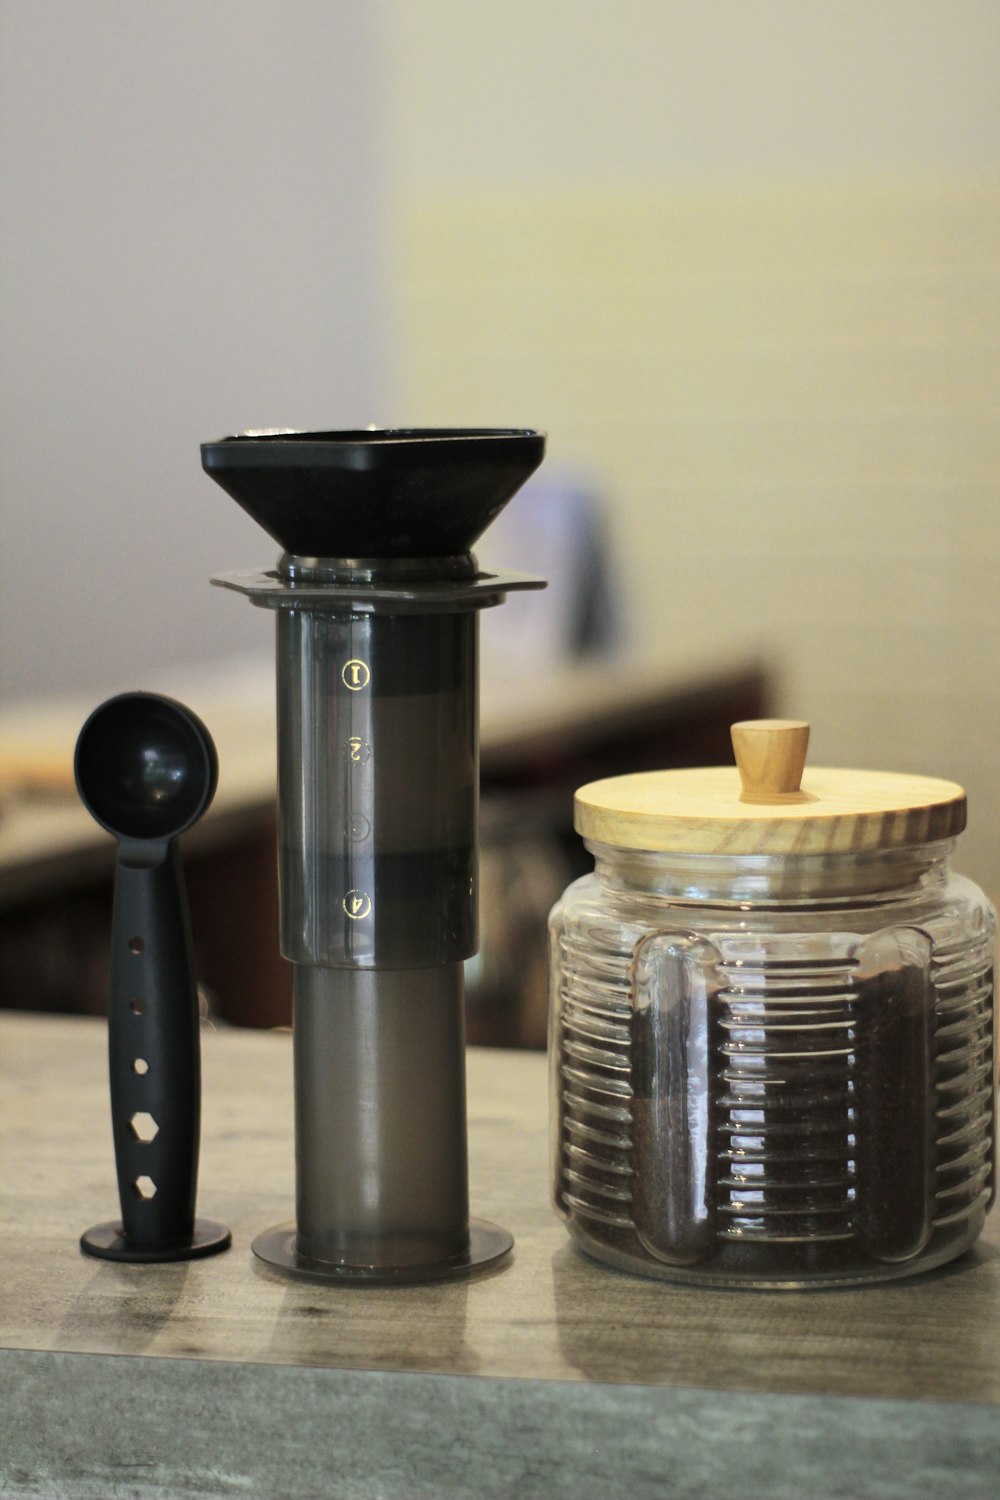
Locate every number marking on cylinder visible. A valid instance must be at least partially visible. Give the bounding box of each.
[348,735,371,763]
[342,660,371,691]
[344,889,373,920]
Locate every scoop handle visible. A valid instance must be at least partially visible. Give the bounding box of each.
[106,838,200,1246]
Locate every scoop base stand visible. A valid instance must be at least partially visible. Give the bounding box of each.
[81,1218,232,1263]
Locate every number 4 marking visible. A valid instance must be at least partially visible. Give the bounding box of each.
[343,889,372,920]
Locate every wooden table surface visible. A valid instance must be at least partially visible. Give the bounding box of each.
[3,1010,1000,1499]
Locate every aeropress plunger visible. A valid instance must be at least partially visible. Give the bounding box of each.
[203,428,546,1283]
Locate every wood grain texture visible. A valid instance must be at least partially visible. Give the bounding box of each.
[575,765,967,854]
[2,1009,1000,1407]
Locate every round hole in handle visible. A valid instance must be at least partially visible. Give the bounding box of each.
[129,936,144,955]
[132,1058,149,1076]
[130,998,145,1015]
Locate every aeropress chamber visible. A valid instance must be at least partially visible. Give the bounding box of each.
[204,428,546,1282]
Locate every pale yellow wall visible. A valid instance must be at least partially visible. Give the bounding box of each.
[384,3,1000,893]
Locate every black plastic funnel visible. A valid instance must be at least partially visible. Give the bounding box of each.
[200,428,546,559]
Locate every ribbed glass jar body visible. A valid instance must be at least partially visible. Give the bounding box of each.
[549,840,996,1287]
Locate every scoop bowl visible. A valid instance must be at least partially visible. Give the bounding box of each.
[75,692,217,844]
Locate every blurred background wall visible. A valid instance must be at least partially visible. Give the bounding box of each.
[2,0,999,886]
[0,0,388,694]
[384,0,1000,888]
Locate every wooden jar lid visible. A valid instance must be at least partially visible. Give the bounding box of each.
[574,720,967,856]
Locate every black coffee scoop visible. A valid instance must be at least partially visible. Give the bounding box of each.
[74,691,231,1262]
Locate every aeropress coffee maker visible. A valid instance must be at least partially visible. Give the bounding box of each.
[203,428,546,1283]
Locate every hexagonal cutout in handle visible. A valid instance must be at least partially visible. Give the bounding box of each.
[128,1112,159,1144]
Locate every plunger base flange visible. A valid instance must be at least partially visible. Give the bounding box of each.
[81,1218,232,1263]
[251,1218,513,1285]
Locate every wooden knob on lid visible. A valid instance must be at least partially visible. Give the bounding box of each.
[731,720,811,804]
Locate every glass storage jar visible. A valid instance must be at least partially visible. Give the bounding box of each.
[549,720,996,1287]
